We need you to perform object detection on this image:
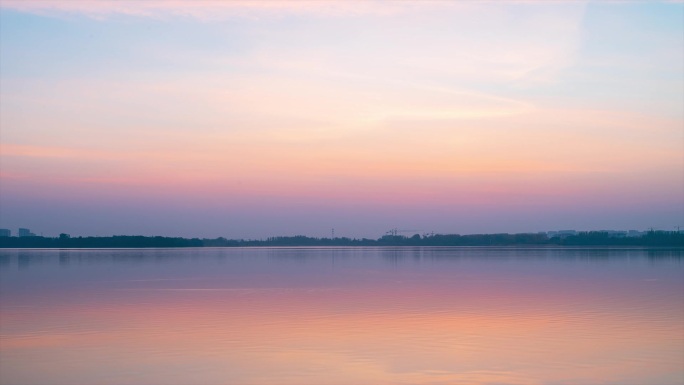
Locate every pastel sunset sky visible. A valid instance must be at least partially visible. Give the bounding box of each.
[0,1,682,238]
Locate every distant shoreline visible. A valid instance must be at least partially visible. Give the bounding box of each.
[1,231,682,248]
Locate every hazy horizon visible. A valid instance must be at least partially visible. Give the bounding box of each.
[0,225,672,241]
[1,1,682,239]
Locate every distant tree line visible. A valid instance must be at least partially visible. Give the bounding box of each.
[1,230,683,248]
[556,230,684,247]
[0,235,203,248]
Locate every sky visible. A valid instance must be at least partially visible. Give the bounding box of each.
[0,0,682,239]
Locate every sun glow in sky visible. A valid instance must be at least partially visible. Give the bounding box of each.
[0,1,682,238]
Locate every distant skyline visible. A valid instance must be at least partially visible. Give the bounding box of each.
[0,226,661,239]
[1,1,682,239]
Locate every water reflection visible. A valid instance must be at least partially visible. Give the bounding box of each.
[1,247,682,385]
[1,247,682,270]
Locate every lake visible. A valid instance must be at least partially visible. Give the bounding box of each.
[1,247,682,385]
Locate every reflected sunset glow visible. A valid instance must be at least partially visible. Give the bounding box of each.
[1,248,682,385]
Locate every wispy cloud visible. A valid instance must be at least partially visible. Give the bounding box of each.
[0,0,473,20]
[1,0,680,235]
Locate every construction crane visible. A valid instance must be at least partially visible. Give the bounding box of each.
[385,228,421,236]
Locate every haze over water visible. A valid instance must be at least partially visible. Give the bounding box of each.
[1,247,682,385]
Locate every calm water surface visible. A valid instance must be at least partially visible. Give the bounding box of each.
[1,247,682,385]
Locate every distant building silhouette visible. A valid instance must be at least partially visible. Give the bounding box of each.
[0,229,10,237]
[18,228,36,237]
[547,230,577,238]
